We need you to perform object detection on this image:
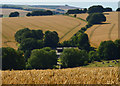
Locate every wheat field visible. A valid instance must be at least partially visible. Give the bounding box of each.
[1,67,119,84]
[1,8,31,17]
[77,12,118,47]
[2,15,86,49]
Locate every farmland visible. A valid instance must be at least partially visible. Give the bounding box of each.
[1,8,31,17]
[2,15,86,49]
[76,12,118,47]
[2,67,119,84]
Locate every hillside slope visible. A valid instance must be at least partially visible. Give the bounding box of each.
[2,15,86,49]
[77,12,118,47]
[1,8,31,17]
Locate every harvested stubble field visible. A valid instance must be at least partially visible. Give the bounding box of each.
[77,12,118,47]
[2,67,119,84]
[1,8,31,17]
[2,15,86,49]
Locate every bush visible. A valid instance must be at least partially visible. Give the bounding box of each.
[27,48,57,69]
[60,48,89,68]
[1,47,25,70]
[9,11,19,17]
[86,13,106,25]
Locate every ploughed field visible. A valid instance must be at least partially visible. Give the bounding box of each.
[77,12,118,47]
[2,15,86,49]
[2,67,119,84]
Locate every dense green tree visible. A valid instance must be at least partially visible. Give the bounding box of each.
[86,13,106,24]
[66,8,87,14]
[116,8,120,11]
[27,48,57,69]
[114,39,120,59]
[15,28,31,43]
[104,7,112,12]
[88,51,100,62]
[15,28,44,43]
[1,47,25,70]
[30,10,53,16]
[26,12,32,16]
[87,5,104,14]
[77,33,90,51]
[60,48,88,68]
[19,38,44,52]
[44,31,59,48]
[98,41,118,60]
[9,11,19,17]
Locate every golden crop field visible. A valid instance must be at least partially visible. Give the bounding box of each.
[1,8,31,17]
[2,15,86,49]
[77,12,119,47]
[2,67,119,84]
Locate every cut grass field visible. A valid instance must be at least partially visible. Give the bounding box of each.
[1,8,31,17]
[2,15,86,49]
[77,12,118,47]
[2,67,119,84]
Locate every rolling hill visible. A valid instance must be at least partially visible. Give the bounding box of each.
[76,12,118,47]
[2,15,86,49]
[1,8,31,17]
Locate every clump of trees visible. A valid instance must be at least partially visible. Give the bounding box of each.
[15,28,59,61]
[86,13,106,25]
[60,48,88,68]
[87,5,112,14]
[26,10,53,16]
[66,8,87,14]
[9,11,19,17]
[26,47,57,69]
[1,47,25,70]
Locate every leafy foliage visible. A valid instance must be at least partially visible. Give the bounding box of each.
[60,48,88,68]
[28,10,53,16]
[66,8,87,14]
[44,31,59,48]
[9,11,19,17]
[98,41,118,60]
[1,47,25,70]
[27,48,57,69]
[87,5,104,14]
[86,13,106,24]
